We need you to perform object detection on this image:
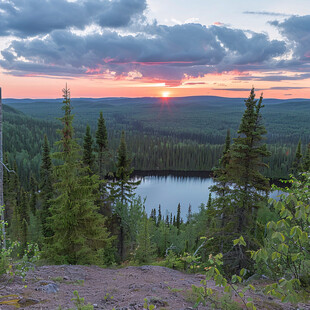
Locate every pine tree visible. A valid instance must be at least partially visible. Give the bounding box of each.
[29,175,37,215]
[94,113,111,217]
[210,129,231,199]
[304,143,310,171]
[176,203,181,233]
[96,111,108,179]
[19,189,29,224]
[20,218,28,252]
[210,88,270,272]
[187,204,192,223]
[82,124,95,175]
[47,86,112,265]
[292,140,303,175]
[157,204,162,226]
[110,131,140,204]
[135,213,154,264]
[40,135,53,238]
[207,193,212,210]
[109,132,140,261]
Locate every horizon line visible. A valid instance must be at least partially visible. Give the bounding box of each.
[2,94,310,101]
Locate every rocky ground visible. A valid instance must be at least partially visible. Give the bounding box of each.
[0,265,309,309]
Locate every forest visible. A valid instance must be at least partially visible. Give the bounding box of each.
[3,94,310,188]
[1,87,310,309]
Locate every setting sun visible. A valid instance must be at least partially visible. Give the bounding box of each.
[162,91,170,98]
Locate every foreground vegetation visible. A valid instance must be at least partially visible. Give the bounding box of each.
[1,87,310,309]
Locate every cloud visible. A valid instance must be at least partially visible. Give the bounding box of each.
[0,22,287,83]
[270,15,310,61]
[212,88,257,92]
[0,0,147,37]
[268,86,310,90]
[243,11,291,17]
[183,82,206,85]
[235,73,310,81]
[213,86,310,91]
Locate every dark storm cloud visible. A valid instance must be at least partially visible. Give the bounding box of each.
[0,22,287,82]
[0,0,146,37]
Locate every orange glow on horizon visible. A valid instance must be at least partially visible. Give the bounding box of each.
[1,70,310,99]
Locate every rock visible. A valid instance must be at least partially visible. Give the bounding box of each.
[35,280,59,293]
[148,296,168,307]
[18,298,40,306]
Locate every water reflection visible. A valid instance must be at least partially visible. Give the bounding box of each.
[134,175,284,216]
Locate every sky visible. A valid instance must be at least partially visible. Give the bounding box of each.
[0,0,310,99]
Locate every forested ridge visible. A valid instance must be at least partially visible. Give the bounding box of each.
[1,89,310,309]
[3,95,310,188]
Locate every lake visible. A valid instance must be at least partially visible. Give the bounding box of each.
[134,174,283,217]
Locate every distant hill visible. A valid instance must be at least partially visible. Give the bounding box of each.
[4,96,310,145]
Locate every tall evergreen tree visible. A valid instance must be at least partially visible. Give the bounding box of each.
[135,213,154,263]
[29,175,37,215]
[292,140,303,175]
[157,204,162,226]
[110,131,140,261]
[304,143,310,171]
[211,88,270,272]
[211,129,231,196]
[82,124,95,175]
[110,131,140,204]
[40,135,53,238]
[187,204,192,223]
[47,86,112,264]
[96,112,108,179]
[176,203,181,233]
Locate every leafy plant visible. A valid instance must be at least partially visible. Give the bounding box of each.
[192,238,256,310]
[143,298,155,310]
[251,172,310,304]
[69,290,94,310]
[103,292,114,302]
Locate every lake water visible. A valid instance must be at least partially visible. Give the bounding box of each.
[134,175,282,217]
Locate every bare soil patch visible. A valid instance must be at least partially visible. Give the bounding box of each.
[0,265,308,309]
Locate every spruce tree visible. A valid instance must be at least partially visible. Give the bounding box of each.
[110,131,140,204]
[135,213,154,264]
[176,203,181,233]
[110,131,140,261]
[29,175,37,215]
[292,140,303,175]
[304,143,310,171]
[47,86,112,265]
[187,204,192,223]
[211,88,270,272]
[211,129,231,197]
[96,111,108,179]
[157,204,162,226]
[40,135,53,238]
[82,124,95,175]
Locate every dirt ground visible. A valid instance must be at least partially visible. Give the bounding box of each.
[0,265,309,309]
